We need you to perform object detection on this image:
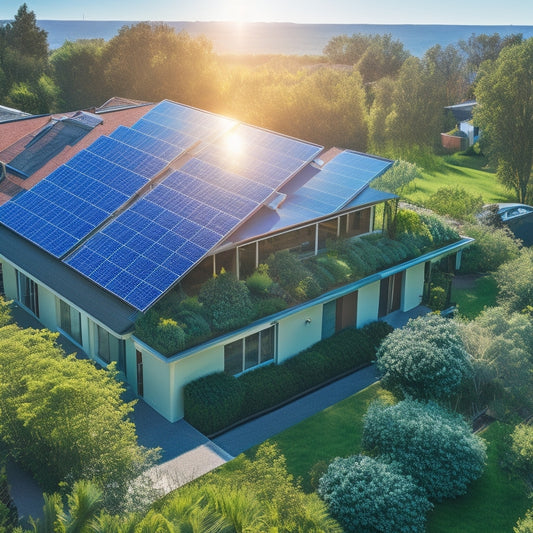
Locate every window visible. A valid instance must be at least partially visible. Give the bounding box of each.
[224,325,276,375]
[96,324,125,372]
[59,299,82,345]
[17,271,39,317]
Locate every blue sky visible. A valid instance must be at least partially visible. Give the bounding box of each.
[1,0,533,24]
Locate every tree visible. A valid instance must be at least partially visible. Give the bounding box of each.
[494,248,533,314]
[459,32,523,81]
[0,324,160,513]
[385,56,448,150]
[376,314,473,401]
[362,399,487,501]
[102,23,218,109]
[50,39,106,111]
[474,38,533,204]
[461,306,533,418]
[0,4,50,105]
[318,454,432,533]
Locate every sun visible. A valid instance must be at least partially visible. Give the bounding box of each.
[226,0,250,23]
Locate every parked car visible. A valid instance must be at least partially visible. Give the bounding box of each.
[481,203,533,246]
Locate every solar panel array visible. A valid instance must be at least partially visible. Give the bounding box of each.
[285,151,392,217]
[0,146,153,257]
[66,115,323,311]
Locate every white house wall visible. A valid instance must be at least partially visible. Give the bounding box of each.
[276,306,323,363]
[402,263,425,311]
[1,261,17,304]
[356,281,380,327]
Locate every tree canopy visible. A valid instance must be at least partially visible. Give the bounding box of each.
[0,296,159,513]
[474,37,533,203]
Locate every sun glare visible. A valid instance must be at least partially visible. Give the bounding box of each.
[225,132,244,156]
[226,0,249,23]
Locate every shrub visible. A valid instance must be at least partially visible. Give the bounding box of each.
[184,322,391,434]
[183,373,246,434]
[362,399,487,501]
[314,255,352,284]
[135,311,186,355]
[376,314,472,401]
[509,424,533,486]
[176,310,211,341]
[253,297,287,319]
[429,285,447,310]
[396,209,431,239]
[427,185,483,221]
[318,455,432,533]
[266,250,311,295]
[419,213,459,247]
[246,270,273,295]
[294,275,322,301]
[198,270,253,331]
[461,223,521,273]
[494,248,533,314]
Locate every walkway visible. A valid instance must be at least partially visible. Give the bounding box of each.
[6,303,430,522]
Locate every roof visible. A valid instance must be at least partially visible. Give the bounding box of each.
[0,105,32,123]
[0,103,155,205]
[445,101,477,123]
[0,99,393,317]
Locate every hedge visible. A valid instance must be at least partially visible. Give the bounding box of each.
[183,321,393,435]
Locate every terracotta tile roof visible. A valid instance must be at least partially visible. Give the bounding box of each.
[0,102,155,205]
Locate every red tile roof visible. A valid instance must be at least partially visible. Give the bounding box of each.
[0,102,155,205]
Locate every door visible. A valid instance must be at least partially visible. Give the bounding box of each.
[379,272,403,317]
[335,291,358,332]
[136,350,144,397]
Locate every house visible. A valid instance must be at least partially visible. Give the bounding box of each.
[441,101,479,151]
[0,99,472,422]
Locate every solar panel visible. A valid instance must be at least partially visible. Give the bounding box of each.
[85,136,167,178]
[110,126,185,162]
[280,150,393,217]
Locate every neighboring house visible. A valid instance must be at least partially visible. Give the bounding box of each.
[0,99,472,422]
[442,101,479,151]
[0,105,32,123]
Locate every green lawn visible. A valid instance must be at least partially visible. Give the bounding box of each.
[403,161,513,206]
[452,275,499,320]
[251,387,529,532]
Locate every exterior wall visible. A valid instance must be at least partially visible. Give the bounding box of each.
[459,122,475,146]
[1,261,17,302]
[356,281,380,327]
[402,263,425,311]
[440,133,465,152]
[276,305,323,363]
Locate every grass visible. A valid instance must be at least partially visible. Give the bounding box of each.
[403,160,513,207]
[170,381,530,532]
[452,275,499,319]
[427,422,531,533]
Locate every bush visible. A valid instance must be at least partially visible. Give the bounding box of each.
[314,255,352,284]
[183,373,246,434]
[494,248,533,314]
[198,270,253,331]
[419,213,459,247]
[509,424,533,486]
[362,399,487,501]
[318,455,432,533]
[266,250,311,297]
[461,223,521,273]
[246,269,273,295]
[429,285,447,310]
[253,297,287,319]
[294,275,322,301]
[135,310,186,355]
[184,322,392,434]
[176,310,211,341]
[427,185,483,221]
[377,314,472,401]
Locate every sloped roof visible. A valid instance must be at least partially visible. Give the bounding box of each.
[445,101,477,123]
[0,99,393,315]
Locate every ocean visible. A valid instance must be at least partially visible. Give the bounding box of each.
[8,20,533,57]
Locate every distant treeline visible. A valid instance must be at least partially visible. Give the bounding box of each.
[0,4,524,156]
